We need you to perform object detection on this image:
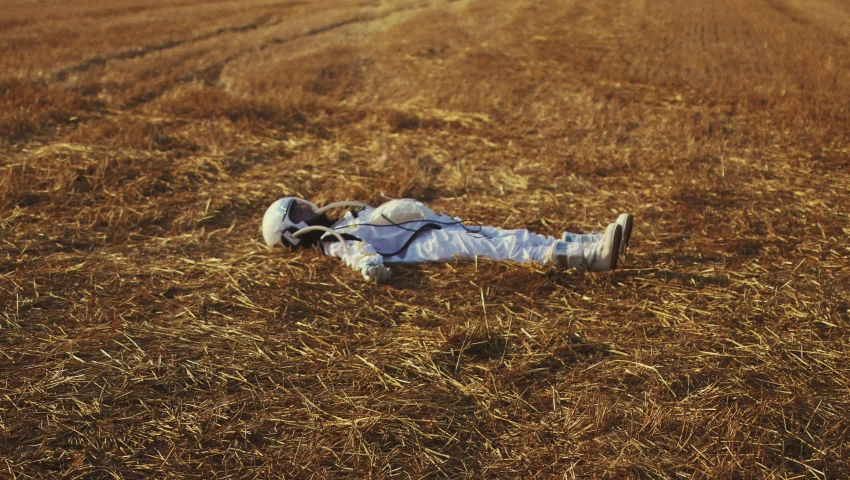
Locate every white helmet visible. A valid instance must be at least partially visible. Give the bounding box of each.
[262,197,372,248]
[262,197,320,247]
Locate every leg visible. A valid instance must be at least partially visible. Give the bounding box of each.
[385,228,559,265]
[562,214,633,255]
[562,231,600,243]
[553,223,622,271]
[473,225,560,247]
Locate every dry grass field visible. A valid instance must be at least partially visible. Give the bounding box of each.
[2,0,850,478]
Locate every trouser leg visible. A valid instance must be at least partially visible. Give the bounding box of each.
[562,231,601,243]
[475,226,558,246]
[385,228,560,265]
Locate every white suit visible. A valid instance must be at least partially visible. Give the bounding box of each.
[320,199,583,280]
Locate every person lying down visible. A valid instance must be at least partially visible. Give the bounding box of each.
[262,197,633,283]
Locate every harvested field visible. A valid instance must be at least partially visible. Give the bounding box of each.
[2,0,850,478]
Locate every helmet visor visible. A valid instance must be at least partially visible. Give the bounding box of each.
[289,200,318,223]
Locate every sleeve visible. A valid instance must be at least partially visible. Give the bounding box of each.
[323,239,392,283]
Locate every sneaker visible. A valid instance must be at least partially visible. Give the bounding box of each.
[562,213,633,255]
[552,223,622,271]
[583,223,622,271]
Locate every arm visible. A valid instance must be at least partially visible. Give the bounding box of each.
[323,239,392,283]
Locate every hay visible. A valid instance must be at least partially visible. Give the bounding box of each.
[2,0,849,478]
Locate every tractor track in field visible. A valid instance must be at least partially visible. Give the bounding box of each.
[120,13,388,107]
[51,0,439,87]
[53,14,286,82]
[764,0,811,26]
[53,2,442,110]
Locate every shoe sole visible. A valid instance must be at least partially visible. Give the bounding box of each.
[610,224,622,270]
[619,213,633,255]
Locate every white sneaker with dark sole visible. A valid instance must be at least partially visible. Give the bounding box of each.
[562,213,633,256]
[584,223,622,271]
[552,223,622,271]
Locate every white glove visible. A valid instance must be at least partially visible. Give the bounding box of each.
[361,264,392,283]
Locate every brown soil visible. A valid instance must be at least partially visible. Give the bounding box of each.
[2,0,849,478]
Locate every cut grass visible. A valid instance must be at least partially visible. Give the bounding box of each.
[1,0,849,478]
